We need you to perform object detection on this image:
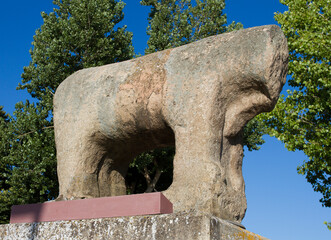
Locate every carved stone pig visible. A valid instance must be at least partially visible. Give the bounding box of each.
[54,25,288,223]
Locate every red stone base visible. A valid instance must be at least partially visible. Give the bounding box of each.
[10,192,173,223]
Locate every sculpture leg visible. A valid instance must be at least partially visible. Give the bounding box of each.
[98,155,128,197]
[162,126,246,222]
[56,128,128,200]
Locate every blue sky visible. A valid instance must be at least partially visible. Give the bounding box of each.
[0,1,330,239]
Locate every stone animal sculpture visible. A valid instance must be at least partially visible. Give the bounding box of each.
[54,25,288,223]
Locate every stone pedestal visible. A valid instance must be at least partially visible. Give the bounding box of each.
[10,192,172,223]
[0,212,268,240]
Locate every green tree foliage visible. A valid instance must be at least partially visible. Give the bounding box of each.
[325,221,331,230]
[0,106,8,121]
[19,0,133,109]
[141,0,242,54]
[265,0,330,208]
[0,106,10,223]
[126,0,266,194]
[0,102,56,224]
[126,147,175,194]
[0,0,133,224]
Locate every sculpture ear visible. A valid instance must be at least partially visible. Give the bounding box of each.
[223,92,272,138]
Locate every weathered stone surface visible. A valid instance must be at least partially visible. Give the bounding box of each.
[0,212,269,240]
[53,25,288,223]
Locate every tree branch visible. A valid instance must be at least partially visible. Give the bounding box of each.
[143,166,152,186]
[17,126,54,139]
[145,158,162,193]
[145,168,162,193]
